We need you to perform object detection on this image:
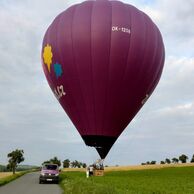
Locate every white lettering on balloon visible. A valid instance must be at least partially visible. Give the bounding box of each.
[112,26,131,34]
[53,85,66,100]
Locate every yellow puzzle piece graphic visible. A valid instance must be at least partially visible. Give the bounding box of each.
[43,44,53,72]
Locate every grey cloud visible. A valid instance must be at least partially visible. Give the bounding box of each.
[142,0,194,56]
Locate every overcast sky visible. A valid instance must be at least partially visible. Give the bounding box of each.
[0,0,194,166]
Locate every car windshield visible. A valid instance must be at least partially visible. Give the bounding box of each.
[43,164,58,170]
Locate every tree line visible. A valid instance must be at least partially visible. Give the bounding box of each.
[42,157,87,168]
[2,149,194,174]
[142,154,194,165]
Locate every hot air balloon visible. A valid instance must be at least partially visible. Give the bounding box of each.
[42,0,165,159]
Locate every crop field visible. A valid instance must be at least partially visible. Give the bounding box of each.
[0,172,16,186]
[0,172,27,186]
[0,172,13,179]
[104,163,194,171]
[62,163,194,172]
[60,166,194,194]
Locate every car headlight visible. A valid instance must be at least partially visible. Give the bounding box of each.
[41,173,45,176]
[55,174,59,176]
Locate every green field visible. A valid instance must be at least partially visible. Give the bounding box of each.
[59,166,194,194]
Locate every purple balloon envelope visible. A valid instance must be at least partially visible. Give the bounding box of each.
[42,0,165,159]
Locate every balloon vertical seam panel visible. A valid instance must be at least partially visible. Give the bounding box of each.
[90,1,97,136]
[56,9,85,134]
[59,6,83,134]
[72,3,94,135]
[145,27,165,100]
[137,13,159,105]
[103,1,132,137]
[91,0,113,137]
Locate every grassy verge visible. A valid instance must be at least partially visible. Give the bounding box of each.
[59,166,194,194]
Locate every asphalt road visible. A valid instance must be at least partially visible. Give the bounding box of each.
[0,172,62,194]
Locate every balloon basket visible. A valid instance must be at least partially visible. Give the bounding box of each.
[92,159,104,176]
[93,169,104,176]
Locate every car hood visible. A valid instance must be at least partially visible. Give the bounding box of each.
[41,169,59,174]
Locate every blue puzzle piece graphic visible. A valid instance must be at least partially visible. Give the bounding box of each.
[54,63,63,78]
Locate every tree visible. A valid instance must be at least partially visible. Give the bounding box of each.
[71,160,82,168]
[190,155,194,163]
[165,158,171,164]
[42,160,50,165]
[42,157,61,167]
[63,159,70,168]
[160,161,165,164]
[172,158,179,164]
[179,154,188,163]
[50,157,61,167]
[150,161,156,165]
[82,163,87,168]
[75,160,81,168]
[7,149,24,174]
